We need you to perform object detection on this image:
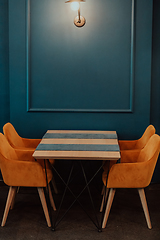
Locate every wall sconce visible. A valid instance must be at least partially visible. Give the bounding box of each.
[65,0,86,27]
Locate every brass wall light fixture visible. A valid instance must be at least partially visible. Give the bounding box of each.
[65,0,86,27]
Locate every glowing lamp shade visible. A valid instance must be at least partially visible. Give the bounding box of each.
[65,0,86,27]
[70,2,80,11]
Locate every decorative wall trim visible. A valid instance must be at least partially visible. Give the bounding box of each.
[26,0,135,113]
[26,0,31,112]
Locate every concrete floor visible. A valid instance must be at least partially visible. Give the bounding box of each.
[0,180,160,240]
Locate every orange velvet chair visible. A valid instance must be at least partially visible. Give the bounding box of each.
[101,134,160,229]
[3,122,41,149]
[0,133,56,227]
[100,125,156,202]
[103,125,156,173]
[3,122,58,194]
[118,124,156,150]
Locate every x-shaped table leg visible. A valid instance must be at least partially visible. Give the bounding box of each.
[51,160,107,231]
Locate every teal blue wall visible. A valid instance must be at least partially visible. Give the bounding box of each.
[0,0,9,132]
[150,0,160,182]
[151,0,160,133]
[8,0,152,139]
[1,0,160,182]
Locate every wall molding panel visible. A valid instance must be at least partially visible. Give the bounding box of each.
[8,0,153,141]
[26,0,135,113]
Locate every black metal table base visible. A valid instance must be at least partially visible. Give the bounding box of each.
[46,160,111,232]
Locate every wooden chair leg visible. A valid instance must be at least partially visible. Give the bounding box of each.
[100,186,109,212]
[51,176,58,194]
[102,188,116,228]
[37,187,51,227]
[138,188,152,229]
[10,187,18,210]
[48,184,56,211]
[101,185,105,195]
[1,186,17,227]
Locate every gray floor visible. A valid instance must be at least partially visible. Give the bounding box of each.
[0,180,160,240]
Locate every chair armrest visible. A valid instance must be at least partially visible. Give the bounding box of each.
[118,140,137,150]
[105,160,155,189]
[1,157,52,187]
[120,149,140,163]
[21,138,41,148]
[14,149,35,161]
[14,149,52,169]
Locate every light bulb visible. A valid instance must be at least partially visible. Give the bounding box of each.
[70,2,80,11]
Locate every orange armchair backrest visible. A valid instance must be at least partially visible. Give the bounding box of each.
[135,125,156,149]
[0,133,51,187]
[3,122,25,148]
[137,134,160,187]
[106,134,160,189]
[0,133,18,160]
[137,133,160,163]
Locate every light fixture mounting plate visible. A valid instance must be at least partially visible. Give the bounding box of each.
[74,16,86,27]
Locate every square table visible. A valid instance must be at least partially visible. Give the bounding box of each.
[33,130,120,231]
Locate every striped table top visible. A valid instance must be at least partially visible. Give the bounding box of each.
[33,130,121,161]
